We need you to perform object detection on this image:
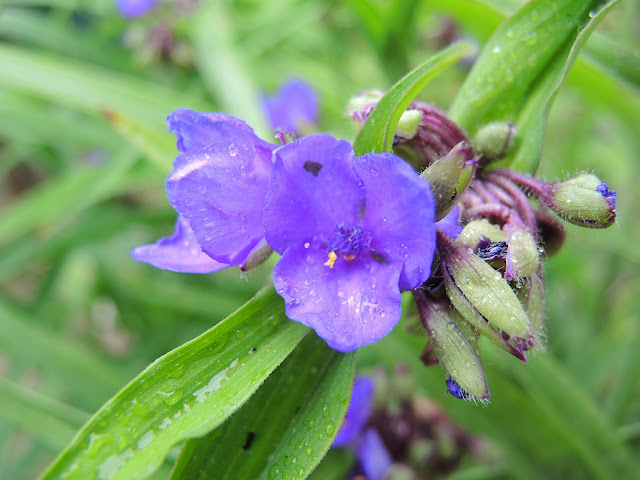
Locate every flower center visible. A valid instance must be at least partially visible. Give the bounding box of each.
[324,223,370,268]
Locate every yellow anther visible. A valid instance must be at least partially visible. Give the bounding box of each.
[345,254,356,261]
[324,251,337,268]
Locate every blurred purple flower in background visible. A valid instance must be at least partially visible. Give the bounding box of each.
[116,0,157,18]
[333,377,393,480]
[262,79,319,135]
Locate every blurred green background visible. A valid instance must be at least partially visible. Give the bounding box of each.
[0,0,638,479]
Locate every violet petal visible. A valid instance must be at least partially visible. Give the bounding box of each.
[354,153,436,290]
[264,134,365,255]
[436,204,463,239]
[167,136,273,265]
[131,216,228,273]
[272,243,402,351]
[167,109,275,156]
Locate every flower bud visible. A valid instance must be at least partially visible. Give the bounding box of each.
[347,90,382,133]
[443,269,527,362]
[413,292,489,401]
[438,231,532,340]
[472,121,518,161]
[395,109,423,140]
[505,229,539,280]
[420,142,473,220]
[347,90,422,140]
[456,219,507,247]
[240,242,273,272]
[548,174,616,228]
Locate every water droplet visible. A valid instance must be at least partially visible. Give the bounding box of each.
[161,389,184,407]
[268,466,281,479]
[492,45,501,53]
[324,422,335,436]
[589,10,596,17]
[197,185,207,194]
[228,144,239,156]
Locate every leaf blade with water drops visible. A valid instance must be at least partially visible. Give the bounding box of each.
[39,287,309,480]
[170,333,356,480]
[448,0,618,173]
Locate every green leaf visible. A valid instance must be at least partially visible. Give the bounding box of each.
[0,299,128,399]
[170,334,355,480]
[0,44,208,131]
[103,111,176,172]
[353,42,475,156]
[448,0,618,173]
[491,352,640,479]
[0,378,89,451]
[39,288,309,480]
[0,148,137,248]
[191,4,272,139]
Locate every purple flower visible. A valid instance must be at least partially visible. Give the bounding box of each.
[265,134,436,351]
[334,377,392,480]
[116,0,157,18]
[262,79,318,135]
[132,109,276,273]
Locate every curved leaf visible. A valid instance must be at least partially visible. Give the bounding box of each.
[449,0,618,173]
[353,42,475,156]
[170,334,355,480]
[40,288,309,480]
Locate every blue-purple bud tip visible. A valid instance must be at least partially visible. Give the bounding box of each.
[446,376,469,400]
[596,183,617,206]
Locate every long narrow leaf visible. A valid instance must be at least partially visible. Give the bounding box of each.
[170,334,355,480]
[353,42,474,156]
[448,0,618,173]
[40,288,309,480]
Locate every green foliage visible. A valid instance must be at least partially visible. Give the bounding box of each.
[40,288,308,479]
[170,334,355,480]
[0,1,638,479]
